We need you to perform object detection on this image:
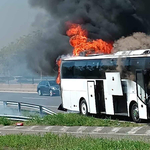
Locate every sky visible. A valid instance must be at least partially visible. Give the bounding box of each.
[0,0,41,49]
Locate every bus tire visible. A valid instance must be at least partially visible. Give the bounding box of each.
[131,103,141,123]
[80,99,88,116]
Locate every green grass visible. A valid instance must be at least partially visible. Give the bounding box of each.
[0,117,12,126]
[25,113,142,127]
[0,113,143,127]
[0,133,149,150]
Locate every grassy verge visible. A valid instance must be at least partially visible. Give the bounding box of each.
[0,133,149,150]
[0,117,12,126]
[0,113,143,127]
[24,113,142,127]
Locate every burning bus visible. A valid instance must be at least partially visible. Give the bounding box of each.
[59,49,150,123]
[55,23,150,122]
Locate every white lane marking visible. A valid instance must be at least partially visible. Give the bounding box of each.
[14,126,23,129]
[108,127,122,134]
[51,131,150,136]
[127,127,143,134]
[145,130,150,135]
[0,126,11,129]
[0,126,149,136]
[92,127,104,133]
[23,97,47,100]
[44,126,53,130]
[27,126,38,131]
[0,126,12,130]
[0,128,150,136]
[77,127,87,133]
[60,126,70,132]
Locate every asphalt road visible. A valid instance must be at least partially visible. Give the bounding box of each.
[0,92,62,113]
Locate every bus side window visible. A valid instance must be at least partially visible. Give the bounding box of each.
[61,61,74,78]
[100,58,117,78]
[86,60,101,79]
[74,60,86,78]
[145,58,150,70]
[109,58,117,70]
[101,59,110,72]
[118,58,130,78]
[101,59,111,71]
[130,57,146,71]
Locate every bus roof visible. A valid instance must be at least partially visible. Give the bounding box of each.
[63,49,150,61]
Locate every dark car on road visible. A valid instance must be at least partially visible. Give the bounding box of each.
[37,80,60,96]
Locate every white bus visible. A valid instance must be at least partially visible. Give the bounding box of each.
[59,49,150,122]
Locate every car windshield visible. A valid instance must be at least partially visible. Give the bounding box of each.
[49,81,57,86]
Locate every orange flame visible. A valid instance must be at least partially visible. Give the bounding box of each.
[66,22,113,56]
[56,59,61,84]
[56,22,113,84]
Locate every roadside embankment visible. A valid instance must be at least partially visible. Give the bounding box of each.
[0,84,37,92]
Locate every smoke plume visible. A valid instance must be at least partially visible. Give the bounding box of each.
[28,0,150,76]
[113,32,150,52]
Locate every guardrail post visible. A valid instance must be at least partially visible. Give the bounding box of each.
[3,101,7,107]
[18,103,21,114]
[39,106,43,117]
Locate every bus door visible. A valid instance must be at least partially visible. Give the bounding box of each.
[95,80,105,113]
[136,70,147,119]
[87,81,96,114]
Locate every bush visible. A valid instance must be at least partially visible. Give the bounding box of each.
[0,117,11,126]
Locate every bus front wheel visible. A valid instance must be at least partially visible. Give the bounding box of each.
[80,100,88,116]
[131,103,141,123]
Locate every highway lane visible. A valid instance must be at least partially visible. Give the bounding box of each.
[0,92,62,113]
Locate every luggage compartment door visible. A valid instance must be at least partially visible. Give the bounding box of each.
[104,72,123,115]
[105,72,123,96]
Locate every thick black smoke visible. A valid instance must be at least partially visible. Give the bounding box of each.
[27,0,150,76]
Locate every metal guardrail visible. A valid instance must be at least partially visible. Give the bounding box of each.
[0,114,31,121]
[0,101,57,121]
